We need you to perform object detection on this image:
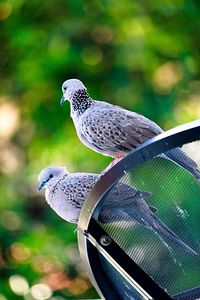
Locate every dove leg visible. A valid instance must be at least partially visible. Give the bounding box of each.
[102,155,123,175]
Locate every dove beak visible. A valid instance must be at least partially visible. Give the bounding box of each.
[60,96,66,106]
[37,181,46,191]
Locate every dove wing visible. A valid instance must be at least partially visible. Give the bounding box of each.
[101,182,155,211]
[60,173,100,209]
[99,184,156,225]
[80,102,163,156]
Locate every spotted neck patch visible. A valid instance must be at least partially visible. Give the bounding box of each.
[50,174,68,199]
[71,89,92,116]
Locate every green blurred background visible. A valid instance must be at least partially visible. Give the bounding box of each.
[0,0,200,299]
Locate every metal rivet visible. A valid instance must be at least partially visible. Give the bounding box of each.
[100,235,111,246]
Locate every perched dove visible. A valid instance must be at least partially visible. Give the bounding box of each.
[60,79,200,179]
[38,166,197,255]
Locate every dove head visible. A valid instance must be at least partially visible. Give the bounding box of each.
[61,79,87,104]
[37,166,68,191]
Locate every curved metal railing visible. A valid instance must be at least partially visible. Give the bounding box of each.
[78,119,200,300]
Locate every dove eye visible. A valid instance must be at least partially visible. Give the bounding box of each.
[63,86,67,91]
[49,174,53,179]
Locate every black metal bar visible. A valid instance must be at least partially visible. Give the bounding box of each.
[86,240,122,300]
[88,218,173,300]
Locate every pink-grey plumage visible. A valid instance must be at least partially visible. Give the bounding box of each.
[60,79,200,179]
[37,166,197,255]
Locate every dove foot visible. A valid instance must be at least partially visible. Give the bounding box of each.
[101,157,123,175]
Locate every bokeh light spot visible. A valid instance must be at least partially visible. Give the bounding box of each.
[0,141,23,174]
[9,275,29,295]
[174,94,200,124]
[0,101,20,139]
[1,210,22,231]
[44,272,71,290]
[0,3,12,21]
[11,242,31,262]
[30,283,52,300]
[32,255,63,274]
[153,62,182,93]
[67,277,90,295]
[91,26,113,44]
[81,46,103,66]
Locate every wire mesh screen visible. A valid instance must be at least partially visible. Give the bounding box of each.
[94,140,200,297]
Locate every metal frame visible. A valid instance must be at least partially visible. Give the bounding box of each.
[78,119,200,300]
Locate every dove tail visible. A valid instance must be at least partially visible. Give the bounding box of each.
[151,214,198,255]
[165,149,200,180]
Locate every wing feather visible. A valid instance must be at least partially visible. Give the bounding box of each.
[79,102,163,156]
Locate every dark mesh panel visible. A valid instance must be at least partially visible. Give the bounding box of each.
[95,141,200,297]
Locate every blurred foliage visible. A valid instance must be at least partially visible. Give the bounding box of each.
[0,0,200,299]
